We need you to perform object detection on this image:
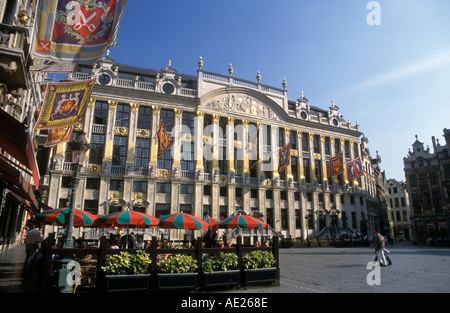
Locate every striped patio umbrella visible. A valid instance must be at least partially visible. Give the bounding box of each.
[159,212,209,230]
[35,207,97,227]
[217,214,267,229]
[203,217,221,228]
[94,210,160,228]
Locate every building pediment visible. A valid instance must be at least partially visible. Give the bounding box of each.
[200,87,286,122]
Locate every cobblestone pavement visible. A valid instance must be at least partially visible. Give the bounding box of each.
[227,242,450,293]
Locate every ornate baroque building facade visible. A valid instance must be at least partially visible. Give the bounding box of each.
[403,129,450,244]
[38,53,391,240]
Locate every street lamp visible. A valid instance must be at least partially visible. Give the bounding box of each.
[64,131,90,249]
[59,131,89,293]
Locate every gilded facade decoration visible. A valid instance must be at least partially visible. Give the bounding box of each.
[205,94,280,120]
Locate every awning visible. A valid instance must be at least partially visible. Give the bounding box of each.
[0,156,39,211]
[0,109,40,188]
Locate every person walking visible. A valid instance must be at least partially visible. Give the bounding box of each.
[373,229,387,266]
[22,221,42,277]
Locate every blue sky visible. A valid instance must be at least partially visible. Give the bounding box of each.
[109,0,450,181]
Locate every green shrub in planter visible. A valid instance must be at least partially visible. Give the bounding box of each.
[202,252,239,272]
[102,250,152,275]
[243,250,276,269]
[157,254,198,273]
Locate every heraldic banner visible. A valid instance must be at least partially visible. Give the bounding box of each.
[46,126,73,147]
[278,144,291,172]
[32,0,129,62]
[36,79,95,129]
[157,120,171,157]
[329,152,344,176]
[347,157,364,180]
[30,57,78,73]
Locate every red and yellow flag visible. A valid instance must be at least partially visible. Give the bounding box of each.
[157,120,171,157]
[329,152,344,176]
[45,126,73,147]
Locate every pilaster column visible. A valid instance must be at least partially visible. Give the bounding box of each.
[297,130,305,181]
[330,137,338,184]
[102,100,118,170]
[242,119,249,174]
[271,125,279,180]
[149,105,161,171]
[227,117,235,173]
[172,109,183,171]
[126,102,140,172]
[320,135,328,184]
[257,123,264,175]
[211,114,221,173]
[309,132,315,181]
[340,138,349,184]
[284,127,292,180]
[83,98,96,162]
[194,111,205,172]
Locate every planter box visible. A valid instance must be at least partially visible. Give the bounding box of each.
[105,274,151,293]
[203,270,240,288]
[244,267,277,285]
[157,272,198,290]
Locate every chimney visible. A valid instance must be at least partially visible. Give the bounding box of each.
[432,136,437,153]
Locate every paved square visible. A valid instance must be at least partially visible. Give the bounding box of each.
[227,243,450,293]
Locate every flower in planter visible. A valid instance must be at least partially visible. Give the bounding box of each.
[242,250,276,269]
[157,254,198,273]
[102,250,152,275]
[202,252,239,273]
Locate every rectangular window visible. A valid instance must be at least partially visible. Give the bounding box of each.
[324,137,330,156]
[93,101,108,125]
[86,178,100,190]
[181,143,194,172]
[89,134,105,164]
[289,130,297,150]
[344,140,350,157]
[302,132,309,152]
[115,104,130,127]
[180,184,194,194]
[291,156,298,181]
[155,203,170,218]
[156,182,171,193]
[112,135,127,166]
[313,135,320,154]
[353,142,359,157]
[110,180,124,192]
[314,160,322,182]
[295,209,301,229]
[279,129,285,148]
[182,112,195,134]
[133,181,147,193]
[303,158,311,182]
[84,199,99,215]
[135,138,150,169]
[137,106,152,130]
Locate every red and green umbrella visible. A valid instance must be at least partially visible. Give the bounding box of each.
[35,207,97,227]
[94,210,160,228]
[203,217,221,228]
[159,212,209,230]
[216,214,267,229]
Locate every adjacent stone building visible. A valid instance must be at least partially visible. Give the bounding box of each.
[403,129,450,244]
[387,179,411,241]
